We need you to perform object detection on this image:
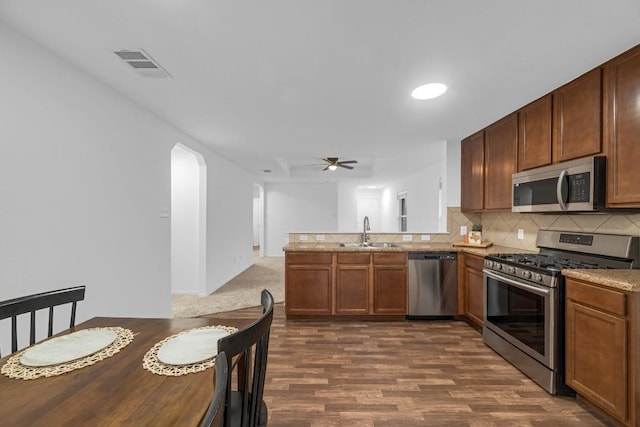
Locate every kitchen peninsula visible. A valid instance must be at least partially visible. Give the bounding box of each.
[283,232,522,322]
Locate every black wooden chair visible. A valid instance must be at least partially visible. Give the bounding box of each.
[0,285,86,356]
[199,351,230,427]
[217,289,274,427]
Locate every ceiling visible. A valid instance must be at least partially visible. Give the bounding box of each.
[1,1,639,182]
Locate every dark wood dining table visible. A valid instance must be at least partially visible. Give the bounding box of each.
[0,316,251,427]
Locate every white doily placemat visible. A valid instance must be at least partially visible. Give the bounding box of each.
[143,325,237,376]
[1,327,134,380]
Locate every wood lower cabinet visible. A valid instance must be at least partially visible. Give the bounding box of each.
[285,252,333,316]
[462,253,484,328]
[335,253,370,314]
[518,94,552,171]
[604,45,640,207]
[484,113,518,210]
[553,68,603,163]
[565,277,638,426]
[372,253,407,315]
[285,251,407,319]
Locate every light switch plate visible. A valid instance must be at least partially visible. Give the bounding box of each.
[316,235,325,241]
[421,235,430,241]
[299,235,308,241]
[517,229,524,240]
[403,234,413,241]
[460,225,467,235]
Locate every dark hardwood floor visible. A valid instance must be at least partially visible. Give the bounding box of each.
[207,304,615,427]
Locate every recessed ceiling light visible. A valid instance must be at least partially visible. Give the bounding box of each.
[411,83,447,100]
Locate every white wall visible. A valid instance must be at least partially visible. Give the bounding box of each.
[0,23,254,349]
[264,182,338,256]
[446,139,461,208]
[171,144,206,295]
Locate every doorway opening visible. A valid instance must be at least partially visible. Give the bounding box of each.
[253,183,264,258]
[171,144,207,295]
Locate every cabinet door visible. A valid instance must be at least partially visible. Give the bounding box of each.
[464,265,484,328]
[372,265,406,315]
[285,265,332,315]
[518,95,552,171]
[461,131,484,211]
[553,68,602,163]
[604,45,640,207]
[484,114,518,210]
[566,299,627,421]
[335,265,369,314]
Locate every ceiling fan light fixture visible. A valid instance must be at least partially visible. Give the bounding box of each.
[328,164,338,171]
[411,82,447,100]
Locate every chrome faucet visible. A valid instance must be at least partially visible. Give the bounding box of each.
[362,216,370,245]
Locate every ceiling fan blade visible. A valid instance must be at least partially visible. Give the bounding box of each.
[338,164,355,170]
[337,160,358,165]
[322,165,330,171]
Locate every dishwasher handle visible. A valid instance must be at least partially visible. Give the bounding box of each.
[408,252,457,261]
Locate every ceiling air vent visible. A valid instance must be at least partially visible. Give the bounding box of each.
[114,49,172,79]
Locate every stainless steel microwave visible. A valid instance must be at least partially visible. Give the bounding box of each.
[512,155,606,213]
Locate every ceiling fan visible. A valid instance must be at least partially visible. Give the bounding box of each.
[308,157,358,171]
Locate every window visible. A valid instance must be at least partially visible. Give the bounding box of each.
[398,191,407,232]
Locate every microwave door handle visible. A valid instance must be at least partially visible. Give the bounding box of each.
[556,169,569,210]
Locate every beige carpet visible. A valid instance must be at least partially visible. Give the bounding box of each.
[171,256,284,318]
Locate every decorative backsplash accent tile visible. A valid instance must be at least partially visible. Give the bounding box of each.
[288,207,640,251]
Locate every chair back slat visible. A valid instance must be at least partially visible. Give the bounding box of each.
[0,285,86,356]
[199,351,229,427]
[217,289,274,427]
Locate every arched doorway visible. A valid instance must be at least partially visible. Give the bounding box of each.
[171,144,207,295]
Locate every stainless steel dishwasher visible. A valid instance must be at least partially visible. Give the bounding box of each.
[407,252,458,319]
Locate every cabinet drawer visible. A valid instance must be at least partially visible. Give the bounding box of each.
[337,253,370,264]
[566,278,626,316]
[373,252,407,265]
[464,254,485,271]
[286,252,332,265]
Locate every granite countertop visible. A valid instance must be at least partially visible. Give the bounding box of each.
[283,243,534,257]
[563,269,640,292]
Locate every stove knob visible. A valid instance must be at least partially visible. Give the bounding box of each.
[535,274,543,282]
[509,266,516,274]
[486,261,493,268]
[496,263,502,271]
[523,271,532,280]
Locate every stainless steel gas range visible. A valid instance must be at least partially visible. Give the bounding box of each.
[483,229,639,395]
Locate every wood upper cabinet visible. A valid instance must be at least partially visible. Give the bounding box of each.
[335,253,370,315]
[518,94,552,171]
[462,253,484,328]
[553,68,603,163]
[604,45,640,207]
[484,113,518,210]
[461,131,484,211]
[565,278,633,425]
[371,253,407,315]
[285,252,333,316]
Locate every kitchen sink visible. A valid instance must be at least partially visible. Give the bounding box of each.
[339,242,398,248]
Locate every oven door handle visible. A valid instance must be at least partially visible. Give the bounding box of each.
[483,269,551,297]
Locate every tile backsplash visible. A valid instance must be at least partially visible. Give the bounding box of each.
[450,207,640,251]
[289,208,640,251]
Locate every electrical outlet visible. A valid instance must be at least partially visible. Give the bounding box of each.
[316,235,325,241]
[403,234,413,241]
[421,235,430,241]
[460,225,467,235]
[517,229,524,240]
[299,235,308,241]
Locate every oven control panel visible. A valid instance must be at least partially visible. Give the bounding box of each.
[484,260,558,288]
[559,233,593,246]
